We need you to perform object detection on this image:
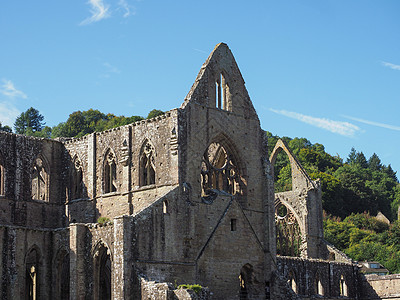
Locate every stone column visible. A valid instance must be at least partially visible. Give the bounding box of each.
[112,215,134,299]
[70,224,89,299]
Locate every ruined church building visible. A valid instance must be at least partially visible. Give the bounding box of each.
[0,43,398,299]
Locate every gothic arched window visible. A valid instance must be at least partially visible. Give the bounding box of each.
[104,150,117,194]
[140,141,155,186]
[71,156,83,199]
[31,156,49,201]
[275,201,301,257]
[201,142,240,197]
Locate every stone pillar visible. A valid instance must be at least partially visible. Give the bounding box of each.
[70,224,89,299]
[112,215,134,299]
[88,133,97,222]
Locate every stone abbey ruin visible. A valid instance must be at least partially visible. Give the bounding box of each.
[0,43,399,299]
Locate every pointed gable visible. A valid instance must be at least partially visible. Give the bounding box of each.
[181,43,258,120]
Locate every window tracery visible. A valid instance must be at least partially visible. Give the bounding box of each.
[104,151,117,193]
[201,142,239,197]
[140,141,155,186]
[275,201,301,257]
[31,156,49,201]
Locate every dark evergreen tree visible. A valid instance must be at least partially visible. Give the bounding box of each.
[14,107,45,134]
[368,153,382,171]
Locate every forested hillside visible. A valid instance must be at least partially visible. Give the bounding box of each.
[267,131,400,273]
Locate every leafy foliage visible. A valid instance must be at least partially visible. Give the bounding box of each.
[0,122,12,133]
[324,214,400,273]
[147,109,165,119]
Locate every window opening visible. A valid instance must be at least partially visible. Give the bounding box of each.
[31,157,48,201]
[287,271,297,293]
[26,248,39,300]
[215,73,228,110]
[94,244,112,300]
[339,275,348,297]
[273,150,292,192]
[275,202,301,257]
[104,151,117,193]
[163,199,168,214]
[314,274,323,296]
[140,141,156,186]
[231,218,237,231]
[71,157,83,199]
[239,264,253,300]
[201,142,240,197]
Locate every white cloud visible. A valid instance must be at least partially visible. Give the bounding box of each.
[0,102,20,127]
[381,61,400,71]
[103,62,120,74]
[270,109,360,137]
[342,115,400,131]
[118,0,135,18]
[80,0,110,25]
[0,79,27,99]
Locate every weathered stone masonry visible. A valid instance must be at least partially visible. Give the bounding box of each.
[0,43,399,299]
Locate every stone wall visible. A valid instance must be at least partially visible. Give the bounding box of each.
[360,274,400,300]
[276,256,359,299]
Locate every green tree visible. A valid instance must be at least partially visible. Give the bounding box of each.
[147,109,164,119]
[14,107,45,134]
[0,122,12,133]
[368,153,382,171]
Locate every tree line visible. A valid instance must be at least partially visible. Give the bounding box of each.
[1,107,165,138]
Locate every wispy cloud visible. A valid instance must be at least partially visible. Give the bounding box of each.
[342,115,400,131]
[103,62,120,74]
[270,109,360,137]
[0,102,20,127]
[0,79,27,99]
[381,61,400,71]
[99,62,121,78]
[118,0,135,18]
[80,0,110,25]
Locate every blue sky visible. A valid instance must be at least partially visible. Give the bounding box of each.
[1,0,399,174]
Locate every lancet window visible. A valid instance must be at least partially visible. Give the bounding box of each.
[140,141,155,186]
[275,201,301,257]
[215,73,229,110]
[31,156,49,201]
[201,142,240,196]
[104,151,117,193]
[71,156,83,199]
[26,247,40,300]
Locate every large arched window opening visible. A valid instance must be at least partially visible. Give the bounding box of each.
[71,156,84,200]
[31,156,49,201]
[93,242,112,300]
[139,140,156,186]
[201,141,244,198]
[272,149,292,193]
[239,264,253,300]
[25,247,40,300]
[0,152,4,196]
[275,200,301,257]
[103,150,117,194]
